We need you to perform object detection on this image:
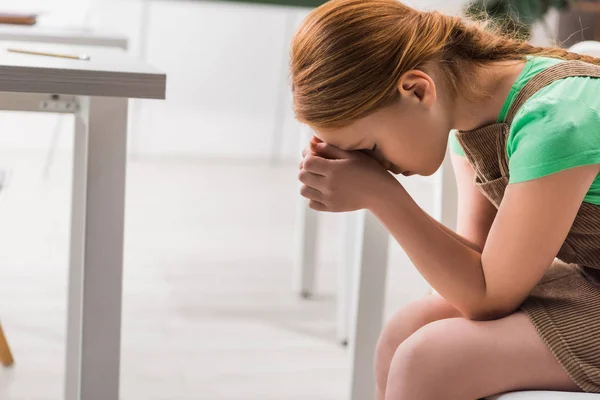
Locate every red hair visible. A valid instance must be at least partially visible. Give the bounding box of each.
[291,0,600,129]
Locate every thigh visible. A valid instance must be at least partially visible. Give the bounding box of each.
[386,312,581,400]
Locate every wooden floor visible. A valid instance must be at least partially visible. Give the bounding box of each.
[0,145,432,399]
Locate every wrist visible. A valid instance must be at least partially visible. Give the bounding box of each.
[365,174,407,213]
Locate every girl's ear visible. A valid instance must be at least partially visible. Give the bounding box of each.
[397,70,437,108]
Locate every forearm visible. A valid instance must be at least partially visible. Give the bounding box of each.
[425,211,483,253]
[370,180,489,318]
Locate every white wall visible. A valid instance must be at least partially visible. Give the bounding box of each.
[133,1,308,160]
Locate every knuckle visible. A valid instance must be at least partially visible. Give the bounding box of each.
[304,154,317,169]
[298,170,308,182]
[308,200,322,211]
[299,185,310,197]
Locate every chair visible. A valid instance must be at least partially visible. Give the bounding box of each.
[569,41,600,58]
[293,41,600,400]
[0,173,12,367]
[489,392,598,399]
[0,323,13,367]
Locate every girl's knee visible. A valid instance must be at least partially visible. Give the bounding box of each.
[375,299,428,372]
[375,295,461,395]
[386,318,467,397]
[389,322,440,379]
[376,294,461,365]
[374,310,412,393]
[375,300,428,395]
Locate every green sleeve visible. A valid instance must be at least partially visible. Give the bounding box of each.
[449,130,465,156]
[507,96,600,184]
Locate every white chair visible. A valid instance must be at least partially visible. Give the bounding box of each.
[0,322,13,367]
[294,40,600,400]
[489,392,598,399]
[570,41,600,58]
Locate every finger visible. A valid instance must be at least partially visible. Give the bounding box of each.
[311,141,349,160]
[302,146,310,158]
[300,185,323,201]
[311,136,323,144]
[298,169,324,187]
[302,154,329,175]
[308,199,328,212]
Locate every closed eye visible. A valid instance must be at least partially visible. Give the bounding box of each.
[360,144,377,154]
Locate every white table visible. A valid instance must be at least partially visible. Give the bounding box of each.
[0,24,129,177]
[0,41,166,400]
[0,25,127,50]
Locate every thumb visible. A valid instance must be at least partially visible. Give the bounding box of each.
[310,141,350,160]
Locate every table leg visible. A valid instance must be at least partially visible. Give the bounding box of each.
[42,115,67,179]
[348,211,389,400]
[65,96,128,400]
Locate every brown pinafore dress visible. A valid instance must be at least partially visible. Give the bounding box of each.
[455,61,600,393]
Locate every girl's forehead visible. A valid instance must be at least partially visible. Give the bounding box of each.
[313,124,370,151]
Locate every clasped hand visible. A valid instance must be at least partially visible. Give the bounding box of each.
[298,137,397,212]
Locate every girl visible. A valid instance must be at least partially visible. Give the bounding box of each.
[292,0,600,399]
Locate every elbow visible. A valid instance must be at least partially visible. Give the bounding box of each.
[463,309,503,322]
[461,302,517,322]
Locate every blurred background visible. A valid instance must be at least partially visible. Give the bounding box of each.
[0,0,596,399]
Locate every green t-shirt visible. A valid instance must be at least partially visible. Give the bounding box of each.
[449,56,600,205]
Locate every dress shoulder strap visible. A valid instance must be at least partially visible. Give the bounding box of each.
[505,60,600,125]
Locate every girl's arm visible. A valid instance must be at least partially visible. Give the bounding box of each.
[369,163,599,320]
[423,154,498,253]
[451,154,498,252]
[299,142,600,320]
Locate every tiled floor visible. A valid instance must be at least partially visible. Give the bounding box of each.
[0,143,432,399]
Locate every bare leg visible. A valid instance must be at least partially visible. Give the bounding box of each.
[375,293,463,399]
[385,312,581,400]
